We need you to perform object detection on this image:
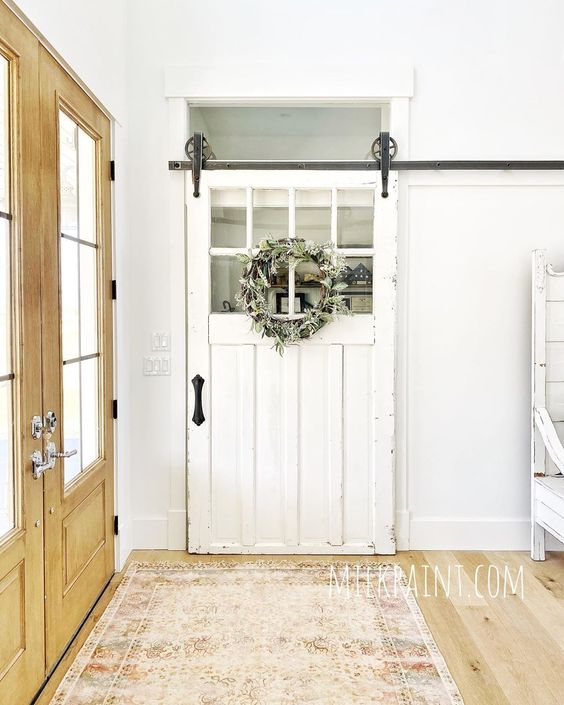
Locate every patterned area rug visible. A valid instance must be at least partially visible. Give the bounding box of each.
[51,561,463,704]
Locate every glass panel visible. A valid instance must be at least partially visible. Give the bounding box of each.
[211,256,243,313]
[78,128,96,243]
[295,261,323,310]
[63,363,81,484]
[0,219,9,375]
[59,111,78,237]
[0,56,9,213]
[80,246,98,356]
[337,190,374,248]
[0,381,14,538]
[189,106,382,160]
[81,357,99,469]
[253,190,288,245]
[341,256,373,313]
[295,190,331,245]
[61,237,80,360]
[211,189,246,247]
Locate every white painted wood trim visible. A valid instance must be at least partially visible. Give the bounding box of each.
[535,407,564,475]
[283,347,299,546]
[239,346,256,546]
[328,346,344,546]
[532,249,547,560]
[164,64,414,100]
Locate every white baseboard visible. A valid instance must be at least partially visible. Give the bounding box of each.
[167,509,187,550]
[132,516,169,549]
[115,521,132,570]
[395,510,410,550]
[409,517,531,550]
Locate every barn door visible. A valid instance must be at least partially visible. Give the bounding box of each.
[186,171,397,554]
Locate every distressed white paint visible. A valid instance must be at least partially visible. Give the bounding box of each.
[186,170,398,554]
[531,251,564,560]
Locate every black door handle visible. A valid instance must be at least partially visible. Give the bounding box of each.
[191,374,205,426]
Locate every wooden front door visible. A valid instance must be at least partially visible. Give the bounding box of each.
[0,5,45,703]
[0,5,115,702]
[186,171,398,555]
[39,47,115,668]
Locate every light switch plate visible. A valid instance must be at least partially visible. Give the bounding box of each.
[151,332,171,352]
[143,355,171,376]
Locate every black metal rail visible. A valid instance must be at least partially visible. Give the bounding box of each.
[170,131,564,198]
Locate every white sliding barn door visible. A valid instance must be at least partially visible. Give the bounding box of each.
[186,171,398,554]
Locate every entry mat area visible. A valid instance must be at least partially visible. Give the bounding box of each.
[50,560,463,704]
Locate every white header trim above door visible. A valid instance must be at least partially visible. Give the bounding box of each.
[164,63,414,101]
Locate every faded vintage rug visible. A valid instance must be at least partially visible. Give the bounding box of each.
[50,561,464,704]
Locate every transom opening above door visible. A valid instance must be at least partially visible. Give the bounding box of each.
[210,187,377,315]
[189,106,383,161]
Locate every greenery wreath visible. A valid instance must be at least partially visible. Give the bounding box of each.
[236,238,350,354]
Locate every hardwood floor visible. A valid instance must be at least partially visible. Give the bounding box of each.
[34,550,564,705]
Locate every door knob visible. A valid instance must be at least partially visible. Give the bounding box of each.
[51,447,78,459]
[31,441,77,479]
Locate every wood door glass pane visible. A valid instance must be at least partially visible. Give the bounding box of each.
[253,189,288,245]
[211,256,244,313]
[337,190,374,248]
[0,55,14,539]
[342,256,373,313]
[295,189,331,244]
[211,189,246,247]
[59,109,101,484]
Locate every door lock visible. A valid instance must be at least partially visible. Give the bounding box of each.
[30,411,58,440]
[31,441,77,479]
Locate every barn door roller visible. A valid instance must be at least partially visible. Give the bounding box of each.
[170,131,564,199]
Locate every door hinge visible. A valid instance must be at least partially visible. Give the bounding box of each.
[113,515,119,535]
[112,399,118,420]
[110,160,116,181]
[111,280,117,300]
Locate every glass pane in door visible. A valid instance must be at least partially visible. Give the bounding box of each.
[59,109,102,484]
[0,56,14,539]
[295,189,331,244]
[253,190,288,245]
[337,190,374,248]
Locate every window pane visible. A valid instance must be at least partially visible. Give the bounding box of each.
[59,111,78,237]
[253,190,288,245]
[211,189,246,247]
[341,256,373,313]
[61,237,79,360]
[295,261,323,310]
[337,190,374,248]
[189,106,382,160]
[78,129,96,243]
[211,256,243,313]
[295,190,331,245]
[80,246,98,356]
[0,380,14,538]
[0,56,9,213]
[0,219,10,375]
[81,357,99,469]
[63,362,81,484]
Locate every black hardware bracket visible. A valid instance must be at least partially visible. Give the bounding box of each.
[169,132,564,199]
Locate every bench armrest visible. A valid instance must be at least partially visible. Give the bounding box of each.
[535,407,564,474]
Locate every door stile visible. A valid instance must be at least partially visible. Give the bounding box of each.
[186,183,211,552]
[372,174,398,553]
[239,345,256,547]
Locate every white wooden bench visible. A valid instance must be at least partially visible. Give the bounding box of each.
[532,250,564,559]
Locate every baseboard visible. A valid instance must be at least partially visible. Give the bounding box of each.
[395,510,411,550]
[115,521,132,570]
[132,517,169,549]
[167,509,187,550]
[409,517,532,550]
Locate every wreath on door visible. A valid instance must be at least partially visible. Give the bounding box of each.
[236,238,350,354]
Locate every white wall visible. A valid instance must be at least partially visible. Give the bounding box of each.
[15,0,564,553]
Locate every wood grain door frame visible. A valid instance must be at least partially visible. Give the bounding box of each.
[39,47,114,670]
[0,3,44,703]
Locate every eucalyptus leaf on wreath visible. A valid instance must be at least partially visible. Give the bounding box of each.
[236,238,350,355]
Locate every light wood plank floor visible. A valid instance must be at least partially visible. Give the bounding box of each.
[35,550,564,705]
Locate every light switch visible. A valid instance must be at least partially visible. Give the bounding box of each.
[151,332,171,351]
[143,355,170,376]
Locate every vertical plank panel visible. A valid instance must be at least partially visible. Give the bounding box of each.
[210,345,241,545]
[328,345,343,545]
[255,348,285,544]
[186,182,212,552]
[239,346,256,546]
[372,173,398,553]
[284,346,299,546]
[343,346,373,544]
[299,346,329,544]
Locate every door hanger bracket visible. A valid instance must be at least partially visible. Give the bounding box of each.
[371,132,398,198]
[184,132,215,198]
